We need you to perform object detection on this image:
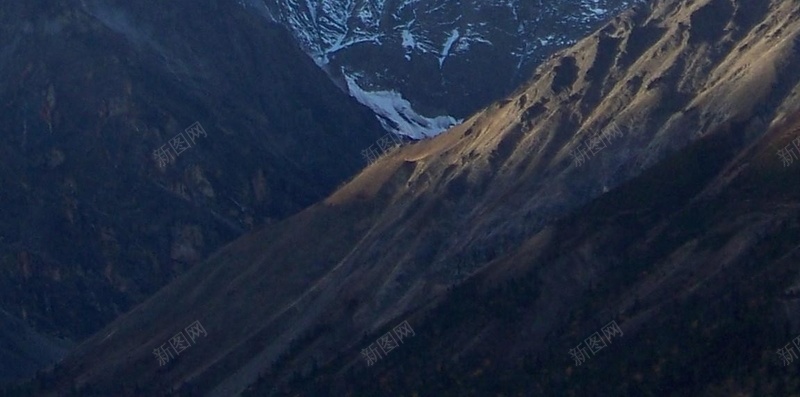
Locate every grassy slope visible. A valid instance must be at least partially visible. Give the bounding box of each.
[271,114,800,396]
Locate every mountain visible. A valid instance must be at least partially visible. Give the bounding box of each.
[0,0,385,381]
[249,0,641,138]
[275,86,800,397]
[15,0,800,395]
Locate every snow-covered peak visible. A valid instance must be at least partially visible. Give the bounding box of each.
[254,0,642,138]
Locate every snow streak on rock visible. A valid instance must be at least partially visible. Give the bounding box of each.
[345,73,459,139]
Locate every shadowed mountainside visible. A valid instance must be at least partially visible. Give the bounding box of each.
[0,309,70,385]
[0,0,385,382]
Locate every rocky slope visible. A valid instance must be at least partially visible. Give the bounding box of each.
[18,0,800,395]
[246,0,641,138]
[276,90,800,397]
[0,0,384,381]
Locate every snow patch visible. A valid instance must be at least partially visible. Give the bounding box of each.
[402,28,416,60]
[439,28,460,68]
[344,73,460,139]
[588,0,608,16]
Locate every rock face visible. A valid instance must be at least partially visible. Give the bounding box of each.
[30,0,800,396]
[250,0,640,138]
[0,0,384,367]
